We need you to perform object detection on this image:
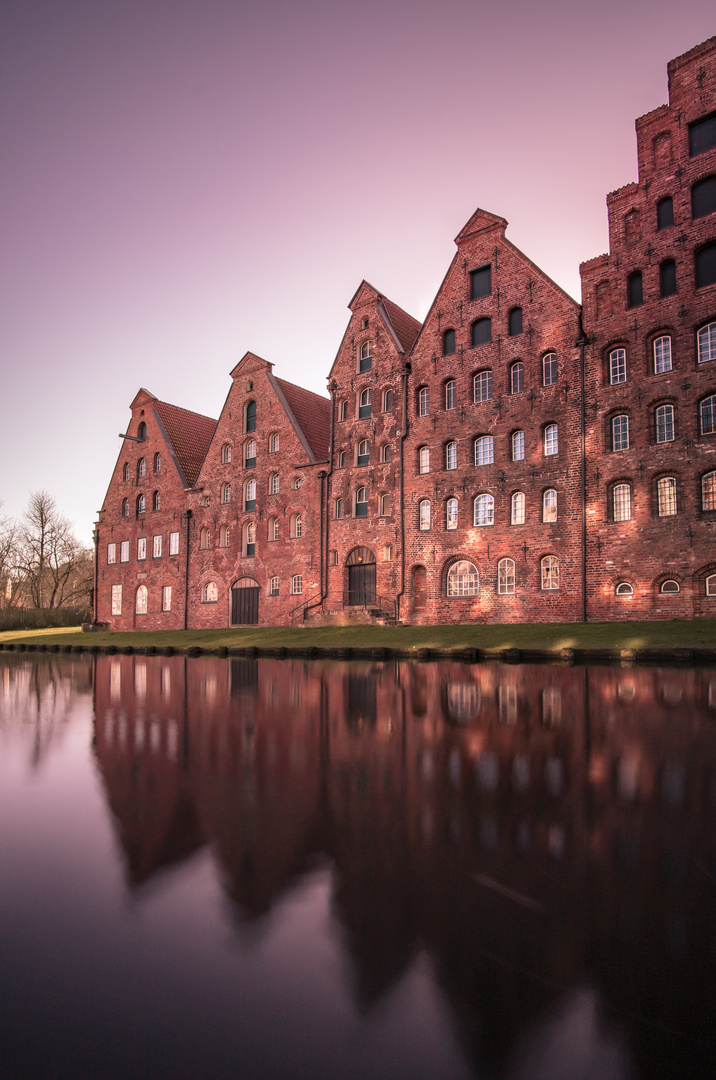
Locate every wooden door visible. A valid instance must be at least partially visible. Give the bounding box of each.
[231,586,259,625]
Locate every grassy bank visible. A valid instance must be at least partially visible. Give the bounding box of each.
[2,620,716,655]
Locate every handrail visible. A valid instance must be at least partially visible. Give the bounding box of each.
[344,593,397,621]
[288,592,322,627]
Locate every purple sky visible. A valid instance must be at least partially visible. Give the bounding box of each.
[1,0,714,542]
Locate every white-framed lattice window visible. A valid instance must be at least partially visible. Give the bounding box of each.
[474,435,493,466]
[512,431,525,461]
[268,515,279,540]
[199,527,210,549]
[357,440,370,466]
[220,524,230,547]
[359,339,373,372]
[339,400,348,422]
[290,513,302,538]
[445,380,456,410]
[244,438,256,466]
[221,443,232,463]
[107,543,116,564]
[162,586,171,611]
[358,387,372,419]
[245,478,256,509]
[123,462,130,481]
[615,582,633,596]
[221,482,231,504]
[137,457,146,479]
[355,487,368,517]
[655,404,675,443]
[136,585,148,614]
[609,348,626,384]
[510,361,524,394]
[111,584,122,615]
[654,335,672,373]
[445,441,457,470]
[612,414,629,451]
[169,531,179,555]
[269,432,280,453]
[268,472,279,495]
[511,491,525,525]
[660,579,680,594]
[137,537,147,561]
[446,498,458,530]
[154,452,161,473]
[543,353,557,386]
[120,541,129,563]
[700,394,716,435]
[613,483,632,521]
[137,494,145,515]
[541,555,559,590]
[418,446,430,473]
[419,499,431,530]
[380,493,391,517]
[418,386,429,416]
[270,576,280,595]
[473,370,492,403]
[657,477,677,516]
[474,493,494,526]
[447,560,479,597]
[706,573,716,596]
[202,581,218,603]
[291,575,303,595]
[543,489,557,522]
[498,558,515,595]
[698,322,716,363]
[702,471,716,511]
[153,534,162,558]
[544,424,558,456]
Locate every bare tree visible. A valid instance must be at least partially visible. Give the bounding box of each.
[0,503,20,608]
[15,491,92,610]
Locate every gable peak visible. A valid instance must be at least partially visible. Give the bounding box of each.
[348,280,383,312]
[130,388,158,411]
[230,351,274,380]
[455,208,508,246]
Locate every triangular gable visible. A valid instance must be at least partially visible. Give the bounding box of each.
[455,207,508,245]
[271,375,331,463]
[329,281,421,377]
[230,351,273,380]
[130,387,158,410]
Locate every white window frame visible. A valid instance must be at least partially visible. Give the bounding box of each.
[657,477,677,517]
[447,560,479,597]
[418,446,430,474]
[542,353,557,386]
[418,386,429,416]
[474,435,494,466]
[269,472,279,495]
[511,491,525,525]
[221,483,231,504]
[541,555,559,590]
[291,574,303,595]
[653,335,672,373]
[543,489,557,523]
[613,483,632,522]
[698,322,716,363]
[473,370,492,403]
[419,499,431,530]
[474,494,494,526]
[202,581,218,603]
[656,404,675,443]
[270,576,280,595]
[612,414,629,451]
[169,531,179,556]
[701,394,716,435]
[162,586,171,612]
[445,441,457,470]
[120,540,129,563]
[137,537,147,561]
[609,348,626,385]
[512,431,525,461]
[153,534,162,558]
[702,471,716,511]
[497,558,515,595]
[221,443,232,463]
[136,585,148,614]
[111,584,122,615]
[445,380,456,410]
[446,498,458,530]
[544,424,558,456]
[107,543,116,564]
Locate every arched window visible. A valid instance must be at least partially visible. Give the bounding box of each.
[657,476,677,516]
[544,424,558,456]
[474,494,494,526]
[418,446,430,473]
[691,175,716,219]
[137,422,147,441]
[202,581,218,602]
[334,498,344,520]
[445,441,457,470]
[136,494,145,515]
[137,457,146,479]
[510,361,524,394]
[443,329,456,356]
[221,443,232,463]
[473,370,492,402]
[627,271,643,308]
[293,476,303,490]
[653,335,672,373]
[700,394,716,435]
[152,490,161,511]
[269,432,279,453]
[220,524,230,547]
[383,389,393,412]
[541,556,559,590]
[270,576,280,595]
[123,462,130,481]
[243,521,256,556]
[290,513,302,538]
[445,379,456,410]
[657,196,674,229]
[417,386,429,417]
[474,435,494,466]
[243,439,256,468]
[245,478,256,510]
[359,340,373,372]
[418,499,431,530]
[660,579,680,594]
[508,307,523,336]
[122,498,129,518]
[706,574,716,596]
[221,482,231,504]
[356,387,371,419]
[153,452,161,473]
[337,451,346,469]
[613,483,632,521]
[616,582,633,596]
[543,489,557,522]
[339,399,348,422]
[136,585,148,614]
[498,558,515,595]
[447,560,479,596]
[703,471,716,511]
[543,352,557,386]
[698,322,716,363]
[291,575,303,595]
[355,487,368,517]
[268,515,279,539]
[446,498,458,530]
[380,493,391,517]
[199,527,210,549]
[512,431,525,461]
[381,444,391,463]
[660,259,676,297]
[471,317,491,347]
[612,414,629,451]
[695,241,716,289]
[245,400,257,432]
[511,491,525,525]
[655,404,675,443]
[268,471,279,494]
[609,348,626,384]
[357,439,370,466]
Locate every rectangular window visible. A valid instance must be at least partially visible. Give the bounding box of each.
[153,535,162,558]
[169,531,179,555]
[543,353,557,386]
[656,405,675,443]
[120,541,129,563]
[609,349,626,384]
[137,537,147,561]
[698,323,716,364]
[657,478,677,517]
[473,371,492,403]
[270,576,280,595]
[689,112,716,157]
[613,485,631,522]
[470,265,491,299]
[654,336,672,373]
[512,431,525,461]
[291,575,303,595]
[612,415,629,451]
[544,425,558,456]
[107,543,116,564]
[162,586,171,611]
[111,585,122,616]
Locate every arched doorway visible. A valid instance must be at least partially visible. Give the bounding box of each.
[231,577,260,625]
[412,565,427,611]
[346,547,376,606]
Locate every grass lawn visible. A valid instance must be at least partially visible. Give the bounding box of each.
[2,620,716,653]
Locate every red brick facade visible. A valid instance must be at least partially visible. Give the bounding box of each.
[96,37,716,628]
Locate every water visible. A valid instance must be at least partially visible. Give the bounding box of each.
[1,653,715,1079]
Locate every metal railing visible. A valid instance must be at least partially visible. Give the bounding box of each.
[288,593,322,627]
[344,592,397,622]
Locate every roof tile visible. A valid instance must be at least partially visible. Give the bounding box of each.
[275,378,331,461]
[154,400,217,487]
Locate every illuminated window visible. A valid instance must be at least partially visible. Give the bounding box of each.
[498,558,515,595]
[541,556,559,590]
[136,585,148,614]
[474,494,494,526]
[511,491,525,525]
[120,541,129,562]
[512,431,525,461]
[609,348,626,384]
[657,477,677,516]
[543,489,557,522]
[447,560,479,596]
[473,370,492,402]
[446,498,458,530]
[419,499,431,530]
[613,483,631,522]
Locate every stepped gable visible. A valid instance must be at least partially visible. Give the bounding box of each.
[274,378,331,462]
[380,297,422,352]
[153,399,217,488]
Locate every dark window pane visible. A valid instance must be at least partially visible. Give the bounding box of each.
[689,112,716,157]
[660,260,677,297]
[691,175,716,219]
[471,318,492,346]
[657,197,674,230]
[443,329,456,355]
[470,266,491,299]
[695,243,716,289]
[246,401,257,431]
[508,307,523,336]
[628,272,643,308]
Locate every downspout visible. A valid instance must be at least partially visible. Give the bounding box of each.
[576,313,589,623]
[395,362,411,623]
[304,470,327,619]
[304,380,336,620]
[92,526,99,624]
[183,509,192,630]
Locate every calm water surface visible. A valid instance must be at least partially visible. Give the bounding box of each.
[1,653,715,1079]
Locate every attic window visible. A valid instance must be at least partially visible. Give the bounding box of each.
[362,318,369,329]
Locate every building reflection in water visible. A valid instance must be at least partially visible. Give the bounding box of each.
[88,655,716,1077]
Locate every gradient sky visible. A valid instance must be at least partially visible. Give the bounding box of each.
[1,0,714,542]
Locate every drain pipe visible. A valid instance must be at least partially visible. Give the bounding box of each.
[92,526,99,624]
[305,380,336,620]
[183,509,192,630]
[576,314,589,623]
[395,362,411,623]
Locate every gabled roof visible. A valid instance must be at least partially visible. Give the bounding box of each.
[274,377,331,462]
[330,281,422,378]
[454,207,508,245]
[153,400,217,488]
[380,297,422,352]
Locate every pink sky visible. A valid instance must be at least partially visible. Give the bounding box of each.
[1,0,714,541]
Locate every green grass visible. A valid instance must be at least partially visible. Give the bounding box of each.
[2,620,716,652]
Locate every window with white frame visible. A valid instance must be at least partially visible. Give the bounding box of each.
[543,489,557,522]
[137,537,147,560]
[612,414,629,451]
[358,387,372,419]
[293,476,303,490]
[153,535,162,558]
[335,498,344,520]
[474,493,494,526]
[269,432,279,453]
[199,527,210,549]
[244,438,256,467]
[510,361,524,394]
[220,524,230,547]
[543,353,557,386]
[357,440,370,466]
[220,482,231,504]
[136,585,148,614]
[511,491,525,525]
[615,582,633,596]
[706,574,716,596]
[541,555,559,590]
[152,453,160,474]
[270,576,280,595]
[111,584,122,615]
[419,499,431,530]
[269,515,279,539]
[418,386,429,416]
[473,370,492,403]
[445,380,456,410]
[474,435,494,466]
[613,483,632,521]
[544,424,558,456]
[702,471,716,511]
[137,458,146,479]
[359,340,373,372]
[445,441,457,470]
[498,558,515,595]
[107,543,116,564]
[660,579,680,594]
[383,389,393,412]
[162,586,171,612]
[120,541,129,563]
[269,472,279,494]
[355,487,368,517]
[447,560,479,596]
[245,521,256,555]
[655,404,675,442]
[122,498,129,518]
[380,493,391,516]
[150,491,160,513]
[657,476,677,516]
[290,513,302,538]
[698,322,716,363]
[169,531,179,555]
[382,544,393,561]
[137,494,145,515]
[446,498,458,530]
[202,581,218,603]
[654,336,672,373]
[291,575,303,595]
[221,443,232,463]
[512,431,525,461]
[339,400,348,422]
[418,446,430,473]
[609,348,626,385]
[700,394,716,435]
[123,462,130,481]
[245,478,256,509]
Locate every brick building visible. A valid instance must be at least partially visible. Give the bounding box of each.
[95,37,716,628]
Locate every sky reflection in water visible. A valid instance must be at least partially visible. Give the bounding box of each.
[0,653,714,1079]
